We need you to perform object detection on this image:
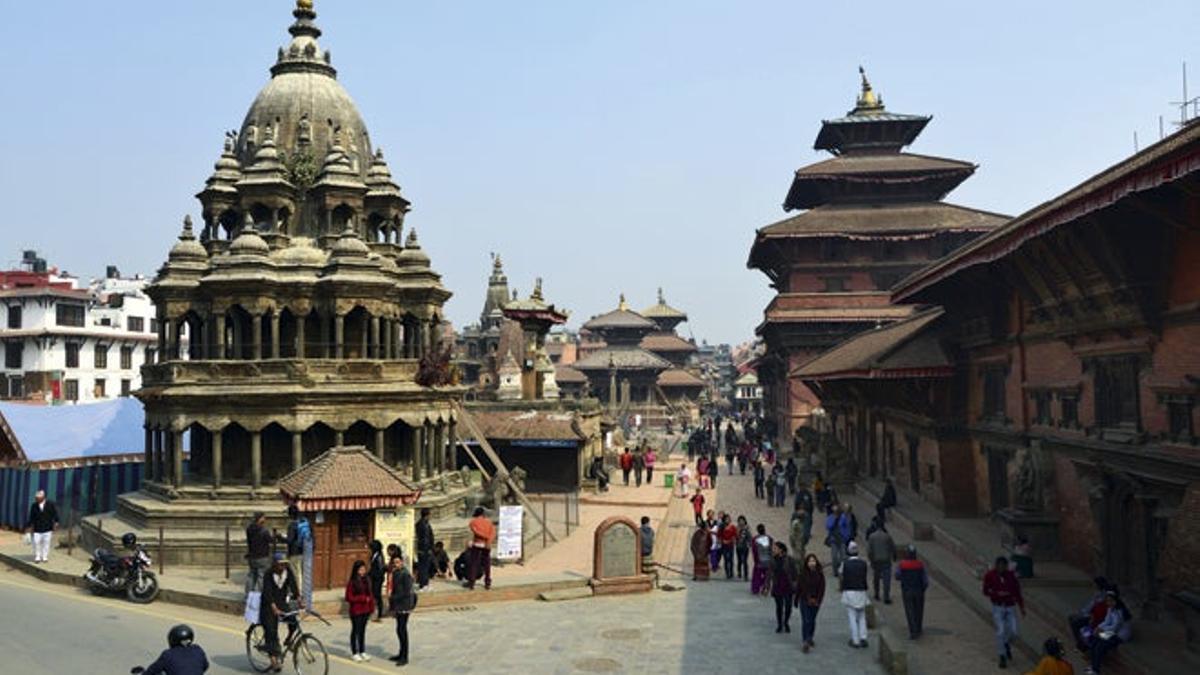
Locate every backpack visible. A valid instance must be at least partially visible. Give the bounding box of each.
[296,517,312,545]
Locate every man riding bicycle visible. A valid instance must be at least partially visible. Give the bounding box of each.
[143,624,208,674]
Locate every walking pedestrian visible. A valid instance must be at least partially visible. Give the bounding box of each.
[632,447,645,487]
[24,489,58,564]
[697,455,710,489]
[841,504,858,543]
[345,560,375,662]
[283,505,311,597]
[245,512,273,593]
[983,556,1026,669]
[785,458,798,495]
[737,442,749,475]
[840,541,871,649]
[750,524,773,595]
[795,487,814,546]
[867,524,896,604]
[789,508,808,564]
[753,461,766,500]
[773,465,788,507]
[388,553,416,666]
[707,511,721,572]
[707,453,719,488]
[769,542,797,633]
[465,507,495,590]
[644,447,656,485]
[735,516,751,581]
[718,514,737,579]
[798,553,826,653]
[690,488,706,527]
[690,522,711,581]
[619,448,634,486]
[826,504,846,577]
[415,508,434,590]
[895,545,929,639]
[676,463,691,497]
[369,540,387,622]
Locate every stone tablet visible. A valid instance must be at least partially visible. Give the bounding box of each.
[599,523,637,579]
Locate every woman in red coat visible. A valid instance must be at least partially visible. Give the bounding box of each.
[345,560,375,662]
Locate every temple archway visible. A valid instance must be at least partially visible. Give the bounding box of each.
[262,422,292,481]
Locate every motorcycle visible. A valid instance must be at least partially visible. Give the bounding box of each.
[84,541,159,604]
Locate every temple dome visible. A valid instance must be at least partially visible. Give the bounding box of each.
[229,231,271,256]
[270,237,327,265]
[236,3,372,180]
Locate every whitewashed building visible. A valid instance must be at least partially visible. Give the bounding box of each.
[1,253,178,403]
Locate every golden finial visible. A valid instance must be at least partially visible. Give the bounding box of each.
[657,287,665,304]
[618,293,628,311]
[297,0,314,11]
[855,65,884,114]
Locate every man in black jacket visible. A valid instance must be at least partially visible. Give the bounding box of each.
[388,553,416,666]
[25,490,58,563]
[245,512,273,593]
[415,508,435,590]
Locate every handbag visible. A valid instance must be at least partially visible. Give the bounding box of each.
[244,591,262,625]
[22,532,32,546]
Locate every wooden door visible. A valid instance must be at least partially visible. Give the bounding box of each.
[311,518,336,591]
[987,449,1009,513]
[907,436,920,493]
[329,510,373,589]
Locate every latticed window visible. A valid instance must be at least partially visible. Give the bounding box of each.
[1094,355,1141,429]
[120,346,133,370]
[1032,391,1052,425]
[1167,397,1195,443]
[94,344,108,369]
[1060,395,1079,428]
[981,366,1007,421]
[338,510,370,545]
[65,342,81,368]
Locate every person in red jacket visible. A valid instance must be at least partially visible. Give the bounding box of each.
[690,488,706,527]
[345,560,375,662]
[982,556,1026,669]
[619,448,634,485]
[718,515,739,579]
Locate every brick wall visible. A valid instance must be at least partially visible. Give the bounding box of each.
[1159,483,1200,593]
[1052,455,1099,575]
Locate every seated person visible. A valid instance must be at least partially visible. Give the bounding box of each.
[1024,637,1073,675]
[1086,591,1132,674]
[1069,577,1111,651]
[432,541,451,578]
[453,548,480,583]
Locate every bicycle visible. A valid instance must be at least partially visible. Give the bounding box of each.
[246,608,331,674]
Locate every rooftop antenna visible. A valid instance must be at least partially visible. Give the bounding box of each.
[1170,61,1199,127]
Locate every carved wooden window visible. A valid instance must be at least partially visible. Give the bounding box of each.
[1060,394,1079,429]
[93,344,108,369]
[65,342,81,368]
[120,346,133,370]
[981,366,1007,421]
[338,510,371,545]
[6,305,21,329]
[1032,391,1052,425]
[63,378,79,401]
[127,316,144,332]
[1166,396,1195,443]
[1093,355,1141,429]
[4,342,21,369]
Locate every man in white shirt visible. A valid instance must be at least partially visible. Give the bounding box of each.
[25,490,59,563]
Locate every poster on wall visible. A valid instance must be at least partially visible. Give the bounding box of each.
[497,505,524,561]
[375,507,414,568]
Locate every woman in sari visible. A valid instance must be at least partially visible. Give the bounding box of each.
[690,522,711,581]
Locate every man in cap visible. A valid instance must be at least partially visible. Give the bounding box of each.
[839,540,871,649]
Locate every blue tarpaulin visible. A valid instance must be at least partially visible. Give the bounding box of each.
[0,398,145,463]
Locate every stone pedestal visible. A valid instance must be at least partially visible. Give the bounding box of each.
[590,516,652,596]
[994,508,1061,561]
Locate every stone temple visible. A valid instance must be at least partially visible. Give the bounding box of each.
[84,1,468,563]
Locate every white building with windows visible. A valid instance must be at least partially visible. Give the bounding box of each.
[733,370,763,415]
[1,254,172,403]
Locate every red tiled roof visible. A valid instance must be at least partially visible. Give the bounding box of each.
[657,368,705,388]
[640,333,697,353]
[554,364,587,384]
[793,153,975,177]
[792,308,950,380]
[763,305,916,324]
[278,446,418,511]
[465,410,584,441]
[573,347,671,371]
[757,201,1008,239]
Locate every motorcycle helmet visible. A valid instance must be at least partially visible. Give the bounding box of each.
[121,532,138,549]
[167,624,194,648]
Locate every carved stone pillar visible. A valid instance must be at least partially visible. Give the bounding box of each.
[250,430,262,489]
[434,421,446,475]
[392,321,401,359]
[335,429,345,446]
[295,314,306,359]
[371,316,382,360]
[211,428,223,489]
[335,313,345,359]
[446,420,457,474]
[375,427,386,460]
[251,314,263,360]
[152,428,163,482]
[292,430,303,472]
[270,313,281,359]
[171,429,184,487]
[143,427,153,484]
[412,425,424,481]
[215,314,227,359]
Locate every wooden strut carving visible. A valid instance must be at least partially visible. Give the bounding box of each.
[450,401,558,543]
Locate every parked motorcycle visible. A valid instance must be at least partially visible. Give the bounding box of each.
[84,532,159,604]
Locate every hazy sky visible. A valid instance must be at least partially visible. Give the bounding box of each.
[2,1,1198,344]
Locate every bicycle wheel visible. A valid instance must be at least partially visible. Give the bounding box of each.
[245,624,273,673]
[292,634,328,675]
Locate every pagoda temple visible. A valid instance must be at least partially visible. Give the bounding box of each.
[640,289,704,417]
[747,68,1007,449]
[456,254,512,389]
[83,1,469,564]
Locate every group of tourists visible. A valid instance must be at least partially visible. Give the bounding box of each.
[617,444,658,487]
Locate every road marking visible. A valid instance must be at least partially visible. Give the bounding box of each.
[0,575,394,673]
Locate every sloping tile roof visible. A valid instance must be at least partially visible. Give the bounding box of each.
[764,305,916,324]
[757,201,1008,238]
[573,347,672,371]
[793,153,975,177]
[657,368,705,388]
[278,446,416,510]
[582,308,656,331]
[792,308,950,380]
[640,333,697,353]
[554,364,587,384]
[0,398,150,464]
[464,410,584,441]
